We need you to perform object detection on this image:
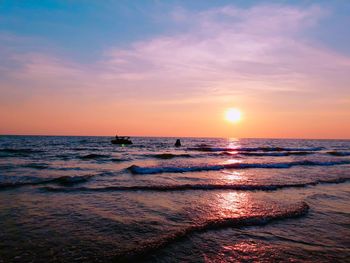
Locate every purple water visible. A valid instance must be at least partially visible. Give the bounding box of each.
[0,136,349,262]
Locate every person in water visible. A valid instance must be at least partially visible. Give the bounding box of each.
[175,139,181,147]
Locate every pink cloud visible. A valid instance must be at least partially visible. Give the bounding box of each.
[1,4,350,104]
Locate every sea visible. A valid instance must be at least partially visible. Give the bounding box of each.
[0,136,349,262]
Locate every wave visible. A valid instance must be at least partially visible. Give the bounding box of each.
[0,175,93,189]
[0,148,43,154]
[150,153,192,159]
[23,163,50,169]
[1,163,91,171]
[41,177,350,193]
[188,146,324,152]
[78,154,127,162]
[50,175,93,185]
[0,163,51,170]
[0,148,44,157]
[112,202,309,262]
[327,151,350,157]
[111,158,128,162]
[127,160,350,175]
[71,147,101,151]
[79,153,110,160]
[238,151,314,157]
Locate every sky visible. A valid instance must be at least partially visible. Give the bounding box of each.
[0,0,349,139]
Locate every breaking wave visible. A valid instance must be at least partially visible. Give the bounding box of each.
[41,177,350,193]
[112,202,310,262]
[127,160,350,175]
[188,146,324,152]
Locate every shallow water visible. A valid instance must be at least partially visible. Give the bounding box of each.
[0,136,349,262]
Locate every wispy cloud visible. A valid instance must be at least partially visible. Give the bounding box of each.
[1,4,349,105]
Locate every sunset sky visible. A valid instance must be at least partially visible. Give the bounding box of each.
[1,0,349,138]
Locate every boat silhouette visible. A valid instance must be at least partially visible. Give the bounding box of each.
[111,136,132,145]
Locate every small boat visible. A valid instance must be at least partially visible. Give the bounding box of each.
[111,136,133,145]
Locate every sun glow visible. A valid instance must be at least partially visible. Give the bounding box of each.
[225,108,242,123]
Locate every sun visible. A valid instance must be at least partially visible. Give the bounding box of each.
[225,108,242,123]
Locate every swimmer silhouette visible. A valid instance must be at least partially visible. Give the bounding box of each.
[175,139,181,147]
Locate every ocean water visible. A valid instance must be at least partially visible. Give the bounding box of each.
[0,136,349,262]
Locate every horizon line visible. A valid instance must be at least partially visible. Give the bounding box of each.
[1,134,349,141]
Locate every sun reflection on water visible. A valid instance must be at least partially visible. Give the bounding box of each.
[227,138,240,149]
[203,241,277,263]
[215,192,251,218]
[221,158,243,165]
[220,170,244,182]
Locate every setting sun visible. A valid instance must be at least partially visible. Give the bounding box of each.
[225,108,242,123]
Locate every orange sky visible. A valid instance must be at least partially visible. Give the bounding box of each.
[1,92,349,139]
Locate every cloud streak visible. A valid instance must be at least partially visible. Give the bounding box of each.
[2,4,349,98]
[3,6,350,94]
